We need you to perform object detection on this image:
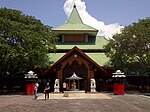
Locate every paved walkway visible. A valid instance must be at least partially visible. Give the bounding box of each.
[38,92,112,99]
[0,93,150,112]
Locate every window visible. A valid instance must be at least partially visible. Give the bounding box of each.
[62,34,88,42]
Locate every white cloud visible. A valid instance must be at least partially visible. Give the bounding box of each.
[64,0,124,39]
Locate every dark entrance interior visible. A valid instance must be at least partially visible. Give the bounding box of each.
[62,60,88,91]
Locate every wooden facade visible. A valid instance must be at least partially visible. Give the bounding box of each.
[47,5,111,92]
[64,34,86,42]
[46,46,108,92]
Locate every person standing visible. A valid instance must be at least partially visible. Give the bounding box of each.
[34,81,39,99]
[63,82,66,92]
[71,81,76,91]
[44,83,50,99]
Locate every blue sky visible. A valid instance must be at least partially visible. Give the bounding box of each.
[0,0,150,38]
[1,0,150,26]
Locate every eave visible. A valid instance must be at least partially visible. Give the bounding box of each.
[49,49,106,53]
[46,46,108,74]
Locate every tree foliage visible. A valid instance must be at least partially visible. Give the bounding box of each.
[104,18,150,75]
[0,8,58,76]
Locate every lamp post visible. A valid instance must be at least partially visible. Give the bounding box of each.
[112,70,126,95]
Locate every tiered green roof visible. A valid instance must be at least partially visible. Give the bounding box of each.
[50,5,110,66]
[67,5,83,24]
[48,52,109,66]
[56,36,108,50]
[49,36,109,66]
[53,5,98,36]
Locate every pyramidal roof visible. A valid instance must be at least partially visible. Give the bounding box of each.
[53,5,98,36]
[67,5,83,24]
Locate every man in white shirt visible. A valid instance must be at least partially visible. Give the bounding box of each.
[63,82,66,92]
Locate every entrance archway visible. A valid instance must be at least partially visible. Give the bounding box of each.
[62,60,88,91]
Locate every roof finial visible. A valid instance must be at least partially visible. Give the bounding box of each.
[73,4,76,8]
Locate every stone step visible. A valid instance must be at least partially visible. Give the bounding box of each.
[64,91,86,97]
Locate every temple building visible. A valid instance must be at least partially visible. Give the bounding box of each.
[45,5,113,92]
[0,5,149,94]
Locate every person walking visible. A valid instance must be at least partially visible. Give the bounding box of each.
[44,83,50,99]
[34,81,39,99]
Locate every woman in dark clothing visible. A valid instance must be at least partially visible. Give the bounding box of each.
[44,83,50,99]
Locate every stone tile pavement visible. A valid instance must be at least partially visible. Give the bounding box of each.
[0,93,150,112]
[37,92,112,99]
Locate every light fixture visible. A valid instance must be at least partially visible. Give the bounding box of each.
[74,54,77,57]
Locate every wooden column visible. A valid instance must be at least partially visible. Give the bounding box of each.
[90,70,94,79]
